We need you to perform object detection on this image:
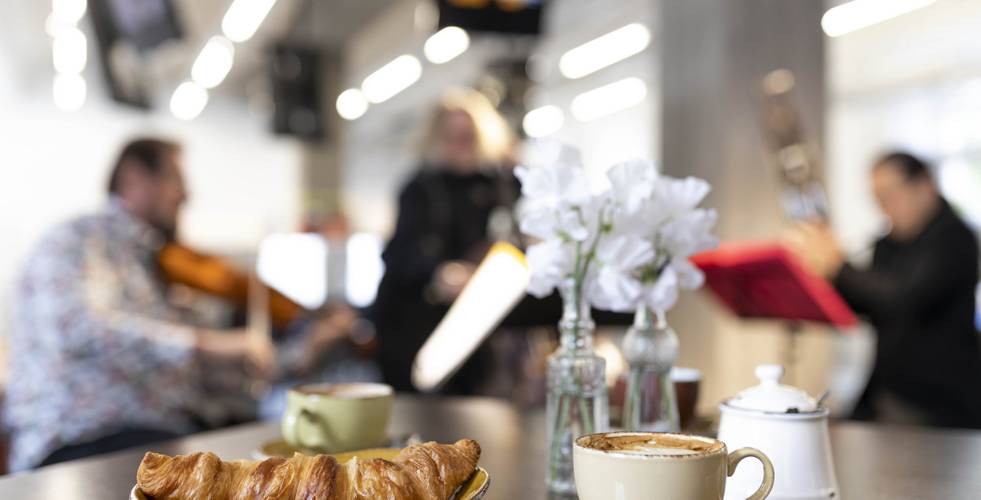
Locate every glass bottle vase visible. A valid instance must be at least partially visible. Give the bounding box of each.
[621,307,680,432]
[545,280,608,495]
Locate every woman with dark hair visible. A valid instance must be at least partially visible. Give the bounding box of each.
[788,151,981,428]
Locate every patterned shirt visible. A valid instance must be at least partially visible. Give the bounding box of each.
[4,202,201,471]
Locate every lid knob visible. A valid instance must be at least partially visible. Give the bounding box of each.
[724,364,819,413]
[755,364,784,386]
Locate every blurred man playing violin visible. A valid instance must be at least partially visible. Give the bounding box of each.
[4,138,352,471]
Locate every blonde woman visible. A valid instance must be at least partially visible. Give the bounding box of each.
[372,88,519,394]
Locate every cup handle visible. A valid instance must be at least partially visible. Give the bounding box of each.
[727,447,775,500]
[289,408,323,451]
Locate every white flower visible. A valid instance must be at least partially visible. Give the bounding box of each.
[516,148,717,313]
[671,258,705,290]
[616,176,718,311]
[642,265,680,312]
[607,160,658,214]
[515,160,594,242]
[518,203,589,241]
[587,235,654,312]
[660,208,718,258]
[515,162,592,208]
[525,239,574,297]
[629,176,713,235]
[656,176,711,214]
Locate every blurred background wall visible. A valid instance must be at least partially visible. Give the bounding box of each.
[1,0,980,413]
[339,0,657,236]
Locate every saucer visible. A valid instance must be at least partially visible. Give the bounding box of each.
[252,432,422,460]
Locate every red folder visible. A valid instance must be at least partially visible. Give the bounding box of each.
[691,242,858,328]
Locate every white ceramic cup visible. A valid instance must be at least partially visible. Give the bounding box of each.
[574,431,775,500]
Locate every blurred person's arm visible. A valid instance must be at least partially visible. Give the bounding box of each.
[381,175,445,294]
[25,230,271,377]
[833,232,974,318]
[272,304,356,377]
[787,221,976,318]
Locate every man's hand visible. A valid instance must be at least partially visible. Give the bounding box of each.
[430,260,476,304]
[307,306,357,352]
[196,329,276,379]
[783,221,846,279]
[293,306,358,371]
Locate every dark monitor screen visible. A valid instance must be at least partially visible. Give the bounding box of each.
[437,0,544,35]
[88,0,182,108]
[104,0,182,51]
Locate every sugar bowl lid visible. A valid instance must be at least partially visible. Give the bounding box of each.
[724,364,819,413]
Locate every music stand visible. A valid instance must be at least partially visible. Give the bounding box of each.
[691,242,857,382]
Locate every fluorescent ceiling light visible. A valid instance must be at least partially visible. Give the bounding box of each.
[559,23,651,79]
[191,36,235,89]
[571,77,647,122]
[522,105,564,138]
[52,0,87,25]
[53,73,86,111]
[424,26,470,64]
[222,0,277,43]
[52,27,86,74]
[170,81,209,120]
[821,0,937,37]
[45,12,76,37]
[336,88,369,120]
[361,55,422,104]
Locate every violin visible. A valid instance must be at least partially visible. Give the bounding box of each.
[157,242,304,331]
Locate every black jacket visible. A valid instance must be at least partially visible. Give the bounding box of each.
[834,200,981,427]
[371,167,514,394]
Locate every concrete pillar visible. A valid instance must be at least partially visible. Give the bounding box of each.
[659,0,833,413]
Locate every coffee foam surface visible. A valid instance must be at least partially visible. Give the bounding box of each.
[579,433,723,457]
[296,383,392,398]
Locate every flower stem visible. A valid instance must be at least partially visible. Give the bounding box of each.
[624,366,644,429]
[578,394,593,435]
[548,393,570,481]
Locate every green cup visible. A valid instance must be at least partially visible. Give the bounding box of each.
[281,382,394,452]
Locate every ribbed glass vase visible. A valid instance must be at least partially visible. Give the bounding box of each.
[621,307,680,432]
[545,279,608,495]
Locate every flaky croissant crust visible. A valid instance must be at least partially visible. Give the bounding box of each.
[136,439,480,500]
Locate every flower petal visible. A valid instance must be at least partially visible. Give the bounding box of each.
[596,234,655,271]
[643,266,680,312]
[656,176,711,212]
[672,258,705,290]
[607,160,658,214]
[589,266,644,312]
[526,240,573,297]
[660,208,718,257]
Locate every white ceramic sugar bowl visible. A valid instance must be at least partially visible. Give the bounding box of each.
[718,365,839,500]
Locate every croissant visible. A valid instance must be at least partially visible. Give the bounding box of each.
[136,439,481,500]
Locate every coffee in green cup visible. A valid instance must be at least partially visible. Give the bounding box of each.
[281,382,394,452]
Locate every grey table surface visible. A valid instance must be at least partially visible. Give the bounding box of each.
[0,395,979,499]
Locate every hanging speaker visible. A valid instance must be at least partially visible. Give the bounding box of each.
[270,45,324,140]
[437,0,544,35]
